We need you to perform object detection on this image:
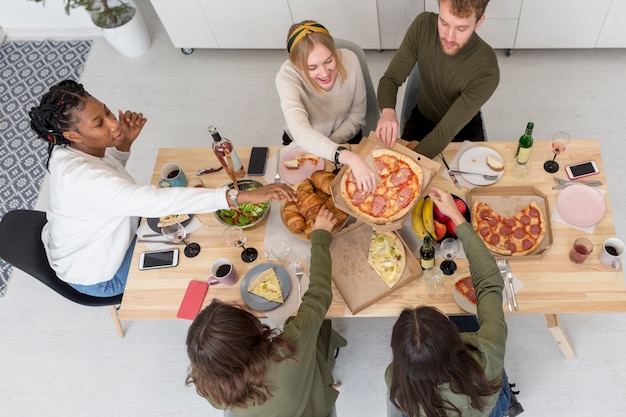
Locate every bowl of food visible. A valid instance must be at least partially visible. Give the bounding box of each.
[215,179,270,228]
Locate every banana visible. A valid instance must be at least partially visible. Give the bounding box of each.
[411,197,430,240]
[422,196,436,240]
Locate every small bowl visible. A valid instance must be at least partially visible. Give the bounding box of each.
[214,179,271,228]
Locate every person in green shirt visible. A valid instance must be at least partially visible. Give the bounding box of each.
[376,0,500,158]
[185,207,346,417]
[387,188,510,417]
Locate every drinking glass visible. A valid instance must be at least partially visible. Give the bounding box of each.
[439,238,459,275]
[223,226,258,262]
[544,131,570,173]
[161,223,201,258]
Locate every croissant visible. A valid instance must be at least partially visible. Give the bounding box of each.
[297,190,324,220]
[282,201,305,233]
[311,170,335,195]
[325,197,349,225]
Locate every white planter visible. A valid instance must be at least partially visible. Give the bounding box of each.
[99,5,151,58]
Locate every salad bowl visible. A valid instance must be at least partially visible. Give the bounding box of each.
[214,179,270,228]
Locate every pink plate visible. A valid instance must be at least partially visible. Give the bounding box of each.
[278,146,325,185]
[556,184,606,227]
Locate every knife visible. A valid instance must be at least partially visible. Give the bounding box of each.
[439,153,462,189]
[274,149,281,183]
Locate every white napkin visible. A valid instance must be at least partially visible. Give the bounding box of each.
[264,262,310,328]
[501,272,524,308]
[550,188,606,233]
[263,200,312,263]
[135,216,203,251]
[442,140,479,189]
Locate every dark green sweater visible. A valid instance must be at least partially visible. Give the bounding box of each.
[385,222,507,416]
[378,12,500,158]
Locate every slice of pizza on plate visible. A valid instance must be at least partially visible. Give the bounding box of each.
[453,272,476,305]
[367,229,406,288]
[157,213,190,228]
[248,267,284,303]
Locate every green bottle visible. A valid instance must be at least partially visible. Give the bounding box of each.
[515,122,534,164]
[420,236,435,270]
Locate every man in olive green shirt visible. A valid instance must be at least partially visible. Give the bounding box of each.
[376,0,499,158]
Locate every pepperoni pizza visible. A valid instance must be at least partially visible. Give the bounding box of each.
[472,199,546,256]
[340,149,423,224]
[454,272,476,305]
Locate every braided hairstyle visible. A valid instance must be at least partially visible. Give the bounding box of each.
[29,79,91,169]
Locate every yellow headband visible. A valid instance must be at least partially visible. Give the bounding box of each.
[287,22,330,53]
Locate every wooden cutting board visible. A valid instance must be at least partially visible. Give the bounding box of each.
[330,222,421,314]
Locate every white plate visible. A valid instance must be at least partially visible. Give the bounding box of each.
[278,146,325,185]
[557,184,606,227]
[240,263,291,311]
[457,147,504,186]
[452,270,477,314]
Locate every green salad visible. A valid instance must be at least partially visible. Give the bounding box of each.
[217,201,270,227]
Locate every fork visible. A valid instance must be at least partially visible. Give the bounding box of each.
[294,260,303,301]
[449,169,499,181]
[503,259,519,311]
[496,259,513,312]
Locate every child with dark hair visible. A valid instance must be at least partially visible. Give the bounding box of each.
[29,80,294,297]
[186,207,346,417]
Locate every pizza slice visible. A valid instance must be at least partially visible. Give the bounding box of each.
[157,213,190,228]
[248,267,284,303]
[454,272,476,305]
[367,230,406,288]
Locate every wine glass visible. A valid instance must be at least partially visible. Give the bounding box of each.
[544,131,570,173]
[161,223,201,258]
[439,238,459,276]
[223,226,258,262]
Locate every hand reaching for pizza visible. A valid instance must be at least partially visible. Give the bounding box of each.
[428,187,467,228]
[340,151,377,193]
[312,207,337,233]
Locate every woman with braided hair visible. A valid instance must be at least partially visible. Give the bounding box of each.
[275,20,378,193]
[29,80,294,297]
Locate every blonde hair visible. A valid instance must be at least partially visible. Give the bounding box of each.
[286,20,347,93]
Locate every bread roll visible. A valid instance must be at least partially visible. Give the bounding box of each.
[486,155,504,171]
[311,170,335,195]
[282,201,305,233]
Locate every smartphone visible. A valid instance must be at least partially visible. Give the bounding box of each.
[248,146,269,176]
[565,160,600,180]
[138,249,179,270]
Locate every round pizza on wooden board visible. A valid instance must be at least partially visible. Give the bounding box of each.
[340,148,424,224]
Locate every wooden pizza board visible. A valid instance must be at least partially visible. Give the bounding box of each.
[467,186,553,260]
[330,221,422,314]
[330,131,441,232]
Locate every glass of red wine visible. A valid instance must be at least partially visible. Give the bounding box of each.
[223,226,257,262]
[544,131,570,173]
[161,223,201,258]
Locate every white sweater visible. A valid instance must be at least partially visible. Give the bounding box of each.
[42,146,230,285]
[275,48,366,160]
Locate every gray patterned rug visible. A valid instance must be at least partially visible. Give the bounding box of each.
[0,40,92,296]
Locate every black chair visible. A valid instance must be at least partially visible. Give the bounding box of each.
[0,210,124,337]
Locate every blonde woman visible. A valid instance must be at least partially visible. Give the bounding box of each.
[276,20,377,192]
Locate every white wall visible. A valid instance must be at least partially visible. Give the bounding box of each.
[0,0,100,38]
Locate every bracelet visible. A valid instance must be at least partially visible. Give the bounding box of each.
[334,146,347,164]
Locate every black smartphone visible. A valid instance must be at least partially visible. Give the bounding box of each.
[248,146,269,176]
[138,249,179,270]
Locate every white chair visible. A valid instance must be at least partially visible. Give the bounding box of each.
[334,38,380,137]
[399,63,487,141]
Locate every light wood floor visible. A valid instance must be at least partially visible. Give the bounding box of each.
[2,2,626,416]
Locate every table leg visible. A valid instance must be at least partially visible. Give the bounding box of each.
[544,314,576,359]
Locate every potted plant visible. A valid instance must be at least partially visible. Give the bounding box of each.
[31,0,151,57]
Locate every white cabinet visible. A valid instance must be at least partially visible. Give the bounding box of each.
[596,0,626,48]
[424,0,521,49]
[150,0,218,49]
[200,0,292,49]
[288,0,380,49]
[515,0,612,49]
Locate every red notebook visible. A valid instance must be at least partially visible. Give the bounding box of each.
[177,280,209,320]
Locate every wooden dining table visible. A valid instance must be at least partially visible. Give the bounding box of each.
[118,140,626,359]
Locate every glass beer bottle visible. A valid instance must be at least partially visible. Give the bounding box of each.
[209,125,246,178]
[515,122,534,164]
[420,236,435,270]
